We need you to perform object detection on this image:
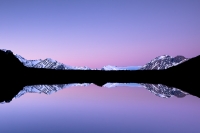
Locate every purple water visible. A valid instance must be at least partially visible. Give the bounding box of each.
[0,84,200,133]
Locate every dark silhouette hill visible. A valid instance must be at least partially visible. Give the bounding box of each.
[167,55,200,71]
[0,50,25,70]
[0,50,200,102]
[0,50,26,102]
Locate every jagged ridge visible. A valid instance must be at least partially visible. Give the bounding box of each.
[140,55,188,70]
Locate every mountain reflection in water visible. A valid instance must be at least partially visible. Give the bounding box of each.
[1,83,187,104]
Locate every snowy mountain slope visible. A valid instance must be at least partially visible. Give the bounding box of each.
[15,54,91,70]
[0,49,188,71]
[0,49,90,70]
[140,55,188,70]
[15,54,43,67]
[16,53,141,70]
[0,49,142,70]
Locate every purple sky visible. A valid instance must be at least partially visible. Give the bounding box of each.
[0,0,200,68]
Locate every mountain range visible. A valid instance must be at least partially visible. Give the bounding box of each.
[15,54,91,70]
[1,49,188,70]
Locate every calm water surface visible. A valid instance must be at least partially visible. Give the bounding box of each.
[0,84,200,133]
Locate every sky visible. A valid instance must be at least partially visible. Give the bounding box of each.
[0,0,200,68]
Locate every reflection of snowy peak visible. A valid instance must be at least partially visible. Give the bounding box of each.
[15,54,91,70]
[14,83,187,101]
[140,55,188,70]
[15,83,90,99]
[101,65,142,70]
[140,83,187,98]
[1,82,188,104]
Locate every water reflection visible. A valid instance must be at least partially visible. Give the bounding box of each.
[1,82,187,104]
[103,83,187,98]
[140,83,187,98]
[15,83,90,98]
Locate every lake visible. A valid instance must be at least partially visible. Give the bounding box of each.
[0,84,200,133]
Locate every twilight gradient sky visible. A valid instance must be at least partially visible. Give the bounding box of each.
[0,0,200,68]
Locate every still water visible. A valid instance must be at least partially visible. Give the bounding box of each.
[0,84,200,133]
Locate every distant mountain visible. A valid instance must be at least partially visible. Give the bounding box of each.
[2,49,141,70]
[140,55,188,70]
[1,49,141,70]
[101,65,142,70]
[15,54,91,70]
[1,51,89,70]
[16,55,142,71]
[0,49,191,71]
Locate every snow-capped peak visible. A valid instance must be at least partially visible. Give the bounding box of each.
[15,54,90,70]
[140,55,188,70]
